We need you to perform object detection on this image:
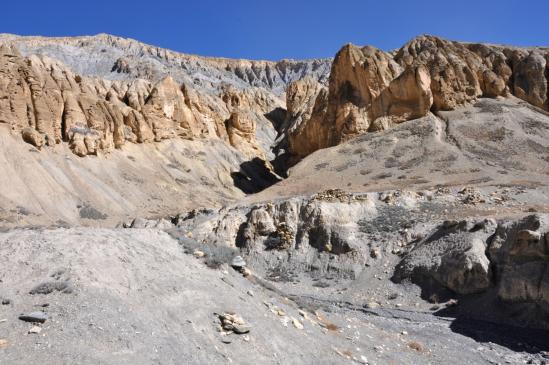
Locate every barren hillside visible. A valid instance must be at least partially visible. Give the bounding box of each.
[0,34,548,365]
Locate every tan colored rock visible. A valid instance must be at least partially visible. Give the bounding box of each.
[61,91,87,139]
[125,79,151,111]
[124,109,154,143]
[369,65,433,130]
[225,111,264,159]
[506,50,548,109]
[287,87,329,158]
[396,36,485,110]
[282,78,328,159]
[2,34,548,164]
[288,44,433,157]
[289,35,549,159]
[141,76,197,141]
[330,45,402,108]
[69,132,88,157]
[21,127,44,148]
[286,77,326,123]
[0,44,272,161]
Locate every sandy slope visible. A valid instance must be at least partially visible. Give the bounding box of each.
[251,97,549,203]
[0,124,246,228]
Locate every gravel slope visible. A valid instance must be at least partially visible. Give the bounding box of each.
[1,228,547,364]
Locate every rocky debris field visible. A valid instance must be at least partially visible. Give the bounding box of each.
[0,226,548,365]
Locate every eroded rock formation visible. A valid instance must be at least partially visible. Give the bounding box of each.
[3,33,548,165]
[287,35,549,158]
[0,42,276,158]
[169,190,549,330]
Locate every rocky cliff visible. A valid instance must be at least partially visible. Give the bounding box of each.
[287,35,549,158]
[0,33,331,160]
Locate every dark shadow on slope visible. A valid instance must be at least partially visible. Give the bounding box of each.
[268,127,302,179]
[432,295,549,353]
[270,151,298,178]
[264,107,287,134]
[445,316,549,353]
[231,157,282,194]
[264,107,298,178]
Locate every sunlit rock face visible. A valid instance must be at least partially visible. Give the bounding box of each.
[287,35,549,159]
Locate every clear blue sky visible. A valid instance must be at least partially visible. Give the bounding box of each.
[4,0,548,60]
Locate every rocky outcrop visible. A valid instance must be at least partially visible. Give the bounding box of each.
[393,214,549,328]
[287,44,434,158]
[171,189,434,280]
[286,87,329,159]
[140,76,203,141]
[3,33,547,163]
[285,77,327,132]
[190,190,549,327]
[128,184,549,330]
[171,191,383,279]
[0,42,272,158]
[219,85,283,160]
[393,218,497,294]
[280,77,328,159]
[488,214,549,312]
[0,34,333,161]
[504,49,548,110]
[225,111,263,159]
[396,36,505,110]
[0,33,331,96]
[288,35,549,158]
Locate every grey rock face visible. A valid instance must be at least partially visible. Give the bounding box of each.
[0,33,331,96]
[393,218,497,294]
[174,190,417,280]
[488,215,549,312]
[393,213,549,328]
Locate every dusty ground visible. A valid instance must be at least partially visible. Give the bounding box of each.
[0,124,248,228]
[1,228,547,365]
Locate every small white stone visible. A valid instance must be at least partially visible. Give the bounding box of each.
[291,317,304,330]
[193,250,205,258]
[28,326,42,334]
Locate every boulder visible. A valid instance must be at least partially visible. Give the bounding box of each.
[488,214,549,309]
[21,128,44,148]
[230,255,246,269]
[19,311,48,323]
[393,218,497,294]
